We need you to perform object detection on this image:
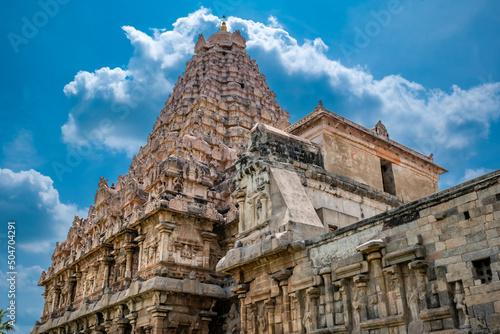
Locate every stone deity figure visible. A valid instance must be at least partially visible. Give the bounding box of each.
[224,303,240,334]
[352,288,363,330]
[258,303,268,333]
[454,281,470,329]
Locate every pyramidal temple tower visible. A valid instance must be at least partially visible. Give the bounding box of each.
[33,25,289,334]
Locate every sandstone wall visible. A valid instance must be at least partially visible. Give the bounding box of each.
[221,166,500,333]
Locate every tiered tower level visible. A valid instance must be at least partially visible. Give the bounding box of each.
[34,29,289,332]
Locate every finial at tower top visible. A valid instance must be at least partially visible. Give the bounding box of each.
[221,15,227,31]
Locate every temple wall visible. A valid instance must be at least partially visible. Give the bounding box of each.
[223,170,500,333]
[323,132,385,191]
[288,109,445,204]
[392,163,440,203]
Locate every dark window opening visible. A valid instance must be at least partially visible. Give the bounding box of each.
[496,193,500,201]
[240,83,245,89]
[380,159,396,196]
[464,211,471,220]
[472,258,492,284]
[328,225,338,232]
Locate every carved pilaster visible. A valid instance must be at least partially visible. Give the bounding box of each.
[334,279,350,327]
[51,285,61,313]
[234,190,246,233]
[155,222,176,264]
[101,255,114,289]
[409,260,428,311]
[67,276,77,306]
[320,267,334,328]
[304,287,319,333]
[232,284,249,333]
[200,310,217,334]
[357,240,388,319]
[352,274,368,330]
[114,318,130,334]
[271,269,292,334]
[124,242,137,279]
[265,298,276,334]
[134,234,146,271]
[125,312,138,334]
[201,231,216,269]
[147,305,172,334]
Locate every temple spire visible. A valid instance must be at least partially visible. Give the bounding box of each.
[221,15,227,31]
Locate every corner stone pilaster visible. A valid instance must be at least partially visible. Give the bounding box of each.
[147,305,172,334]
[155,222,176,264]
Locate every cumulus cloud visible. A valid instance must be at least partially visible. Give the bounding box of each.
[0,168,86,253]
[227,15,500,156]
[459,168,494,183]
[0,170,83,330]
[61,8,500,171]
[61,8,221,157]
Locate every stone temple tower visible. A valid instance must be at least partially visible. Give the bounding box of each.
[33,25,290,334]
[34,18,496,334]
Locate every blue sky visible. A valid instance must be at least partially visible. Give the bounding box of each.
[1,0,499,331]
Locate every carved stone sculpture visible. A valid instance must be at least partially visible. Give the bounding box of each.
[454,281,470,329]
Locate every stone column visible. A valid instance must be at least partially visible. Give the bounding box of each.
[147,305,172,334]
[101,256,114,289]
[82,269,88,299]
[320,267,334,328]
[305,287,319,332]
[383,265,406,316]
[74,271,82,302]
[114,318,130,334]
[199,310,217,334]
[91,262,100,293]
[155,222,176,264]
[134,234,146,271]
[125,312,137,334]
[265,298,276,334]
[235,193,246,233]
[409,260,429,311]
[124,242,138,279]
[51,285,61,314]
[353,274,369,327]
[201,232,216,269]
[334,279,351,327]
[357,240,388,319]
[67,276,77,306]
[232,284,249,334]
[270,269,292,334]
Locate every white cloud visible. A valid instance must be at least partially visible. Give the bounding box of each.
[0,168,86,253]
[459,168,494,183]
[227,15,500,155]
[2,129,44,170]
[60,8,500,168]
[61,8,221,157]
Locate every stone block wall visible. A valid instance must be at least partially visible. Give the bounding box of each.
[218,123,500,333]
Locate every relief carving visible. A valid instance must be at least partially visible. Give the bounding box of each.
[224,303,240,334]
[454,281,470,329]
